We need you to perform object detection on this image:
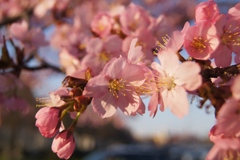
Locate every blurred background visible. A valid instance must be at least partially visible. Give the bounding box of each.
[0,0,239,159]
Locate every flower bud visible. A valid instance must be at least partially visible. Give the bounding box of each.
[35,107,61,138]
[51,130,75,159]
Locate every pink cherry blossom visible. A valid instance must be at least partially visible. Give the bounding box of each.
[119,3,152,36]
[184,21,219,60]
[206,126,240,160]
[126,38,145,64]
[81,35,123,76]
[0,0,35,21]
[83,57,146,118]
[59,49,81,75]
[50,24,72,49]
[34,0,56,18]
[158,22,190,54]
[148,49,202,118]
[9,20,48,52]
[228,2,240,19]
[211,14,240,67]
[215,98,240,137]
[52,130,75,160]
[214,75,240,137]
[91,12,113,38]
[35,107,61,138]
[195,0,220,24]
[122,27,156,63]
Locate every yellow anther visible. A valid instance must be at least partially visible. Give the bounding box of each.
[191,37,207,52]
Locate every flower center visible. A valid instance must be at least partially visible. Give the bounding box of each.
[108,79,126,98]
[99,52,110,62]
[97,16,108,31]
[79,44,85,51]
[191,37,207,52]
[222,25,240,46]
[156,76,176,91]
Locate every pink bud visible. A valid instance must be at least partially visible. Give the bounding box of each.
[51,130,75,159]
[35,107,61,138]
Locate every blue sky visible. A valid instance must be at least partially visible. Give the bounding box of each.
[122,98,216,139]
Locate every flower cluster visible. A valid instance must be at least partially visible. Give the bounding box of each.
[1,0,240,159]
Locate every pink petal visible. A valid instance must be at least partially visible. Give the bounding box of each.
[117,91,141,115]
[148,91,160,117]
[127,38,144,64]
[119,62,145,86]
[86,38,103,54]
[163,86,189,118]
[105,35,122,53]
[157,49,180,75]
[214,45,232,67]
[205,145,220,160]
[92,95,117,118]
[151,62,165,76]
[56,141,75,159]
[231,75,240,99]
[103,57,126,78]
[83,75,109,98]
[174,61,202,91]
[167,31,184,53]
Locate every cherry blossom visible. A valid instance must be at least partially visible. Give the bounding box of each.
[91,12,113,38]
[215,75,240,137]
[122,27,156,63]
[211,14,240,67]
[119,3,152,36]
[184,21,219,60]
[206,126,240,160]
[2,1,240,160]
[59,49,81,75]
[83,57,146,118]
[195,0,220,24]
[9,20,48,52]
[81,35,123,76]
[34,0,56,18]
[149,49,202,118]
[228,2,240,19]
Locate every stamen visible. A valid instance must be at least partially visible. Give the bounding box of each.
[154,74,176,91]
[99,52,110,62]
[191,37,207,52]
[222,25,240,46]
[156,34,171,50]
[36,97,52,107]
[108,79,126,98]
[135,83,153,96]
[222,150,240,160]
